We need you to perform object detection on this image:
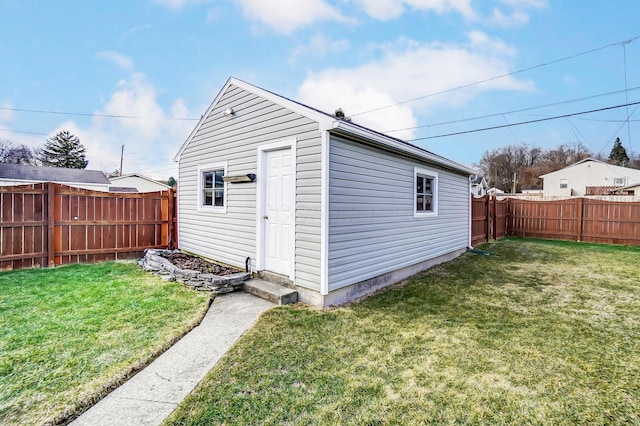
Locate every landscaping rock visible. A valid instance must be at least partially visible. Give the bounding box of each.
[139,249,249,294]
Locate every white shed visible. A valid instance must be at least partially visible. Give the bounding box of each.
[109,173,171,193]
[174,77,474,306]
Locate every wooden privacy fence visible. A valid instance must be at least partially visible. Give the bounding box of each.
[472,195,640,246]
[509,197,640,245]
[471,195,508,245]
[0,183,176,270]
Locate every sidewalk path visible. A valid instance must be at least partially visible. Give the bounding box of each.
[71,292,275,426]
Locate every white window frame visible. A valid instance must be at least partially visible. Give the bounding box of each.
[414,167,438,217]
[613,177,626,187]
[197,162,228,213]
[559,178,568,189]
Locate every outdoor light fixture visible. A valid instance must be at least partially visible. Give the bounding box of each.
[222,173,256,183]
[223,107,235,117]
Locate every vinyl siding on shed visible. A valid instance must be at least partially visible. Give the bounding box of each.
[178,84,322,291]
[327,135,469,291]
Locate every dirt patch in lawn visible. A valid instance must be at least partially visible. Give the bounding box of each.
[158,252,241,276]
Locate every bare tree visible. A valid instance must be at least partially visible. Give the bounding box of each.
[0,139,36,165]
[476,142,592,192]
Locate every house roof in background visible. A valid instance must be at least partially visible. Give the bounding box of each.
[108,186,138,193]
[470,175,486,185]
[110,173,170,188]
[0,163,110,184]
[540,157,638,178]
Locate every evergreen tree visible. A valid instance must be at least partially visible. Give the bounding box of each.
[167,176,177,187]
[609,137,630,167]
[38,131,88,169]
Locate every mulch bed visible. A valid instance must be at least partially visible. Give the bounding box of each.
[159,252,241,276]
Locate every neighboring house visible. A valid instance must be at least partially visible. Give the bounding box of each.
[487,187,505,195]
[470,175,488,196]
[521,184,543,195]
[0,163,111,191]
[540,158,640,197]
[109,173,171,193]
[606,182,640,196]
[174,77,474,307]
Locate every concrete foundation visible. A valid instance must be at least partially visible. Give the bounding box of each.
[294,248,467,307]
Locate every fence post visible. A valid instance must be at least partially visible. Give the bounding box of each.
[576,197,584,242]
[47,182,55,267]
[485,195,490,242]
[167,188,176,250]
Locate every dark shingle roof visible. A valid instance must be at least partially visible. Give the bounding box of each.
[0,163,111,184]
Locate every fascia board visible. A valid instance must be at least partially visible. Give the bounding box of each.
[331,121,475,176]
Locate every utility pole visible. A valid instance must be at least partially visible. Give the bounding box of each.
[119,145,124,176]
[512,172,517,194]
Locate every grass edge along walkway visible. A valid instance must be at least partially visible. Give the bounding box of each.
[165,238,640,425]
[0,261,211,426]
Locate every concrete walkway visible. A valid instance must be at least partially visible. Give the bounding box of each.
[71,292,275,426]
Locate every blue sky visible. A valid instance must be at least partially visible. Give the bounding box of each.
[1,0,639,179]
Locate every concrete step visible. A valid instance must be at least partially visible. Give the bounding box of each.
[255,270,294,288]
[243,278,298,305]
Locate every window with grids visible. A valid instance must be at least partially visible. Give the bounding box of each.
[414,167,438,216]
[202,169,224,207]
[613,177,626,187]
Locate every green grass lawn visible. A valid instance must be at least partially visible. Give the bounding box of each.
[166,238,640,425]
[0,261,210,426]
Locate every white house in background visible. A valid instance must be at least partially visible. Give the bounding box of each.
[174,77,474,307]
[109,173,171,193]
[521,184,543,195]
[540,158,640,197]
[470,175,488,196]
[487,187,505,195]
[0,163,111,191]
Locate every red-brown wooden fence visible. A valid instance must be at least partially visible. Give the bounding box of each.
[472,195,640,246]
[0,183,176,270]
[471,195,508,245]
[509,197,640,245]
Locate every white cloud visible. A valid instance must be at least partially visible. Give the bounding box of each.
[154,0,211,9]
[82,73,192,177]
[96,51,135,72]
[122,24,151,38]
[296,33,533,139]
[298,79,418,140]
[289,34,350,62]
[497,0,547,8]
[489,8,529,27]
[235,0,351,34]
[94,73,167,139]
[488,0,547,27]
[354,0,475,21]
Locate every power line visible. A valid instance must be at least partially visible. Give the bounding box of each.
[0,106,199,121]
[352,35,640,118]
[406,100,640,142]
[384,86,640,134]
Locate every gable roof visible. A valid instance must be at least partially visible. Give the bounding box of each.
[0,163,110,184]
[110,173,171,189]
[539,157,630,178]
[470,175,486,185]
[174,77,474,175]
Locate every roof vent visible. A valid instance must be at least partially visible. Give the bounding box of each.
[334,108,345,118]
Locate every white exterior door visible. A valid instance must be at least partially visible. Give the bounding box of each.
[263,148,293,276]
